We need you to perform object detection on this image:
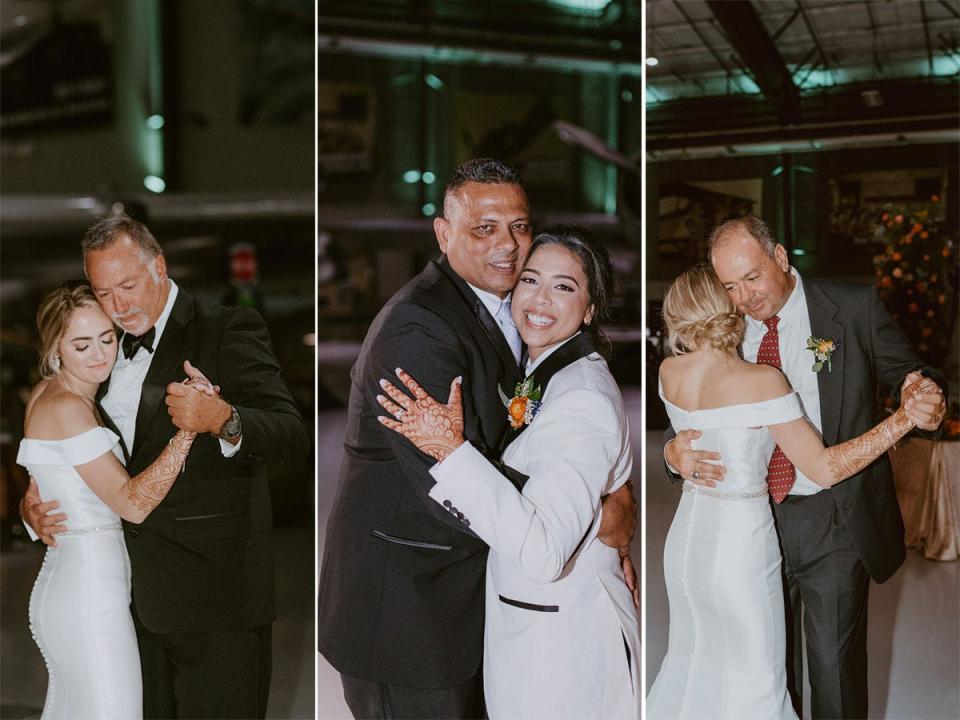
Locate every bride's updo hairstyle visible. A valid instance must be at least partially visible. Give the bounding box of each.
[36,285,104,378]
[528,225,614,358]
[662,264,744,355]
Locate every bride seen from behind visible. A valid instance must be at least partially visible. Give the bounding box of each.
[17,285,209,719]
[647,265,934,720]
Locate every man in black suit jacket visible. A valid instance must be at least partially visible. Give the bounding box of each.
[24,215,309,718]
[318,159,637,718]
[665,216,946,719]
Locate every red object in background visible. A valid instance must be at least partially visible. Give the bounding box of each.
[230,244,258,284]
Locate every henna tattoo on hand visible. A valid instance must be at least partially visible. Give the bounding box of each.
[377,369,465,462]
[825,376,929,483]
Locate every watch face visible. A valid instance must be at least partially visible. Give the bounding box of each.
[221,407,241,438]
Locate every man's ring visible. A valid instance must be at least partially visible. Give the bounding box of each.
[692,470,701,480]
[396,408,404,419]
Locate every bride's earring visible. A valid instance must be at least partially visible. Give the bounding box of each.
[53,356,61,371]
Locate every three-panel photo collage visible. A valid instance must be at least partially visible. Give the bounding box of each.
[1,1,959,719]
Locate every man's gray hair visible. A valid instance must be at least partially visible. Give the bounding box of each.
[81,214,164,259]
[707,215,777,261]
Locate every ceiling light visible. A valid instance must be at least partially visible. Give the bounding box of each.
[645,57,659,67]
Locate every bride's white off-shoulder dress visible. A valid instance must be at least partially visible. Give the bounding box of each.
[647,389,802,720]
[17,427,142,720]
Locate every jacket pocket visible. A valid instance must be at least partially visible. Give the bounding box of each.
[175,510,250,541]
[498,594,559,613]
[370,529,452,551]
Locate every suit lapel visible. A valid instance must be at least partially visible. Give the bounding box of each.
[500,332,597,452]
[804,277,844,445]
[131,291,194,466]
[436,257,523,386]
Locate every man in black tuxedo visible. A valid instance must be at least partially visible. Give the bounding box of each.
[318,158,637,718]
[665,216,946,719]
[23,215,309,718]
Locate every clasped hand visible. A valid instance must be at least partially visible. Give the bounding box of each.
[899,370,945,431]
[165,360,227,435]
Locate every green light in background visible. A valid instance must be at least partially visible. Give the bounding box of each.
[547,0,613,12]
[403,170,421,183]
[792,248,806,256]
[622,89,634,102]
[737,74,762,94]
[422,171,436,184]
[424,73,445,90]
[932,56,960,76]
[645,57,659,67]
[422,203,437,216]
[144,175,166,193]
[609,40,623,51]
[146,114,165,129]
[771,166,784,176]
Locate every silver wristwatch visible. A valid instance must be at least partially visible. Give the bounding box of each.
[216,405,242,440]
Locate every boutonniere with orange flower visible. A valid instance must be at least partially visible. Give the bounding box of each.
[498,378,542,429]
[806,335,838,373]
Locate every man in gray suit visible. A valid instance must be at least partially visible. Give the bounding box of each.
[665,215,946,719]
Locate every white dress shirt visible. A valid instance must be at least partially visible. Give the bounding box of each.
[466,282,522,365]
[742,268,824,496]
[102,280,240,459]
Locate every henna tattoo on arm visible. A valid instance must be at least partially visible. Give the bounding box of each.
[127,430,196,512]
[377,369,465,463]
[824,376,934,484]
[125,374,213,516]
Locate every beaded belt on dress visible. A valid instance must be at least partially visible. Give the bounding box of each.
[682,482,768,500]
[59,522,123,537]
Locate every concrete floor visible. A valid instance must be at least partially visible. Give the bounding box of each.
[315,388,646,719]
[0,523,315,719]
[644,431,960,720]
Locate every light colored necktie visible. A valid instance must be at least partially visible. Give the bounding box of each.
[497,300,523,365]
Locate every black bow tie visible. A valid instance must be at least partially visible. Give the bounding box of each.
[122,327,156,359]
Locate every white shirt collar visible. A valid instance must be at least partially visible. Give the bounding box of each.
[745,267,804,332]
[525,331,582,376]
[116,279,178,365]
[466,281,511,318]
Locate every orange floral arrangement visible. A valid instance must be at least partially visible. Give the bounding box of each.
[872,198,958,439]
[499,378,543,429]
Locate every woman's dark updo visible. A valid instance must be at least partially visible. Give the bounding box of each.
[526,225,615,358]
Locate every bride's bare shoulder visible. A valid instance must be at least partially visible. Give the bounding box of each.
[742,363,792,400]
[25,386,98,440]
[658,354,681,378]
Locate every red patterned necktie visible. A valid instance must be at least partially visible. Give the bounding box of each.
[757,315,796,503]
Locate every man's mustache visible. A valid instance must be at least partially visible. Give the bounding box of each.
[112,308,145,324]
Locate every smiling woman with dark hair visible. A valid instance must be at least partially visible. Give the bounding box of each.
[376,225,640,719]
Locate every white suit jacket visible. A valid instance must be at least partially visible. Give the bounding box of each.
[429,353,639,719]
